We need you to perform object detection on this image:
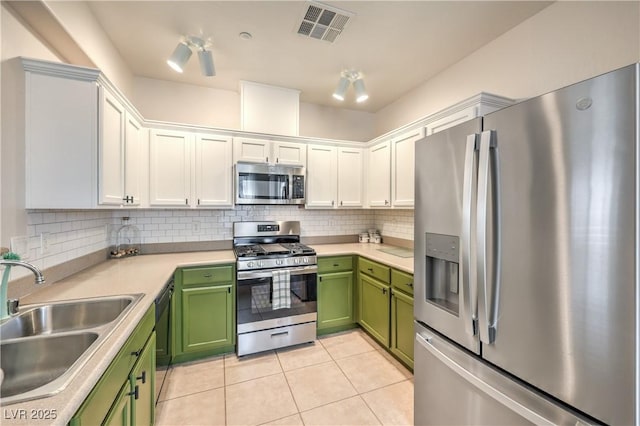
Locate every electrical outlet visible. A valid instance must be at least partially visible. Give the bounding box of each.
[40,232,51,255]
[191,222,201,234]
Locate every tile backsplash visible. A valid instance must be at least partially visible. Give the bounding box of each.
[11,207,415,280]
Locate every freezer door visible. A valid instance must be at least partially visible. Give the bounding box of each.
[414,322,594,426]
[480,64,638,425]
[414,118,481,354]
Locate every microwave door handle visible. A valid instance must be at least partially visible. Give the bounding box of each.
[461,134,479,337]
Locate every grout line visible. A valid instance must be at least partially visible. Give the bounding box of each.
[223,355,228,426]
[358,394,385,426]
[275,348,303,417]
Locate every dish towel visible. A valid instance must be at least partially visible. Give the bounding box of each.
[272,269,291,310]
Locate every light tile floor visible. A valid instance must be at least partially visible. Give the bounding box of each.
[156,329,414,426]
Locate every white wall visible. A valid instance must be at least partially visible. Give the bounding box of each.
[300,102,375,142]
[133,76,240,129]
[375,1,640,135]
[43,0,135,98]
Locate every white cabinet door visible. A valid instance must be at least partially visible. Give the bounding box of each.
[195,134,233,207]
[337,147,363,207]
[367,141,391,207]
[124,112,143,206]
[272,141,306,167]
[24,70,98,209]
[306,144,337,208]
[391,128,424,207]
[149,129,192,206]
[98,89,125,205]
[233,137,270,163]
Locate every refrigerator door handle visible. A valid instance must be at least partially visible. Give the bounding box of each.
[415,332,556,426]
[477,130,500,344]
[461,134,479,337]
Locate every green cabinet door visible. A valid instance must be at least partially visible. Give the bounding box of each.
[103,383,131,426]
[318,271,354,330]
[359,274,390,346]
[130,332,155,426]
[391,289,414,369]
[181,284,234,353]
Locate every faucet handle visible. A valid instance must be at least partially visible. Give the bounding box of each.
[7,299,19,315]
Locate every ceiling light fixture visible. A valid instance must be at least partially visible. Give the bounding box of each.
[332,70,368,103]
[167,36,215,76]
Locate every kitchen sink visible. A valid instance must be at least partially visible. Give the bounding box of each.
[1,332,98,397]
[0,295,136,339]
[0,294,143,405]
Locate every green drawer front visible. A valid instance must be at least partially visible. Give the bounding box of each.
[391,269,414,296]
[182,265,234,286]
[318,256,353,273]
[359,257,390,284]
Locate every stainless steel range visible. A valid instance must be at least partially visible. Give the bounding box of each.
[233,221,317,356]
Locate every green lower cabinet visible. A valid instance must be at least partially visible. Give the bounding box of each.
[391,289,414,369]
[103,383,131,426]
[70,306,155,426]
[181,285,234,353]
[172,264,236,363]
[318,271,354,331]
[130,332,155,426]
[359,274,391,346]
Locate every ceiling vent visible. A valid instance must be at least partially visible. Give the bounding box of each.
[296,1,354,43]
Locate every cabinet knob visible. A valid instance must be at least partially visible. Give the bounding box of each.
[340,201,343,206]
[332,200,335,206]
[131,349,141,357]
[408,282,414,287]
[385,200,389,205]
[382,288,387,294]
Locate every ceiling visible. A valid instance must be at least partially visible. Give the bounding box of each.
[86,1,552,113]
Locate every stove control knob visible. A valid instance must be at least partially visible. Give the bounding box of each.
[302,257,308,264]
[257,260,264,267]
[294,258,300,265]
[276,259,283,266]
[247,261,255,268]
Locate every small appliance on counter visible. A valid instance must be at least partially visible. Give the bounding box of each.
[233,221,317,356]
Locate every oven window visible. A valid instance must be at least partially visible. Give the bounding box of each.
[237,273,317,325]
[238,173,289,200]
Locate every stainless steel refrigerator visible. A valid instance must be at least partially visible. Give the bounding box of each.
[414,63,639,425]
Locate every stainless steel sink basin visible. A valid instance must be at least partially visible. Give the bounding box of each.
[0,294,142,405]
[0,295,135,339]
[1,332,98,397]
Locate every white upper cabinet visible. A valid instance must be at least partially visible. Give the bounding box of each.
[149,129,192,207]
[234,137,306,167]
[272,141,307,167]
[367,141,392,207]
[23,60,99,209]
[195,134,233,207]
[337,147,363,208]
[307,144,363,209]
[233,137,270,163]
[306,145,337,208]
[99,87,144,206]
[391,128,424,207]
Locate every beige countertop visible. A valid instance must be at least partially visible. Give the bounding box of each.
[1,243,413,425]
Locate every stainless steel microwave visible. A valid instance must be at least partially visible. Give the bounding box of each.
[235,162,305,205]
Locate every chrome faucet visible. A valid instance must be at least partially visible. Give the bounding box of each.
[0,259,45,318]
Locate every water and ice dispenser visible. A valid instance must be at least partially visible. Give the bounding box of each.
[424,233,460,315]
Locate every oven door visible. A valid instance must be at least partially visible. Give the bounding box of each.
[236,265,317,333]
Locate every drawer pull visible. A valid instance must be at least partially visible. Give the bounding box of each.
[136,371,146,384]
[408,282,414,287]
[203,273,213,278]
[128,385,139,400]
[367,268,374,273]
[333,263,339,267]
[131,349,141,357]
[271,331,289,337]
[382,288,387,295]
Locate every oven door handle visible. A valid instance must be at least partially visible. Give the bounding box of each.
[237,265,318,280]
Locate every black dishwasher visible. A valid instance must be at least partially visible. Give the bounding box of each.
[155,278,173,404]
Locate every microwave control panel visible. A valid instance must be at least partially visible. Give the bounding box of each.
[292,175,305,199]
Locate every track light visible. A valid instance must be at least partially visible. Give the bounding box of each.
[353,78,368,103]
[332,70,368,103]
[167,36,215,77]
[332,76,350,101]
[167,42,192,73]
